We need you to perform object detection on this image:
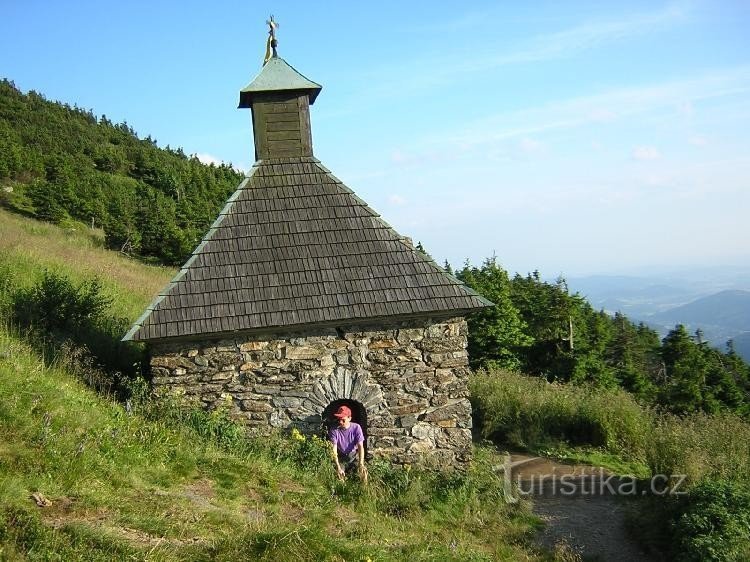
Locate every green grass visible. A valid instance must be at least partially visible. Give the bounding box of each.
[0,328,550,560]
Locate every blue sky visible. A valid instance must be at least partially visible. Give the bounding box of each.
[2,1,749,276]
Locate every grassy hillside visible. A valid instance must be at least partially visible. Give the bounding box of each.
[0,207,174,320]
[0,211,549,561]
[0,330,548,561]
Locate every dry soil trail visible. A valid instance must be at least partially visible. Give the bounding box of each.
[508,453,656,561]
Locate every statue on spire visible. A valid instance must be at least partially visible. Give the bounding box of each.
[264,15,279,65]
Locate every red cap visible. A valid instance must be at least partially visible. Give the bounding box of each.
[333,405,352,418]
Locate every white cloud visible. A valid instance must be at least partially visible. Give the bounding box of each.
[589,109,618,123]
[413,65,750,155]
[388,194,407,206]
[506,3,688,63]
[677,100,695,116]
[391,150,410,164]
[519,138,543,153]
[643,173,673,188]
[688,135,708,146]
[194,152,223,166]
[632,146,661,161]
[360,3,691,100]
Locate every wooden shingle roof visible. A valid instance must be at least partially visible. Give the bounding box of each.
[123,156,492,342]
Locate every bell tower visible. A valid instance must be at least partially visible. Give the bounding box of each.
[238,17,322,161]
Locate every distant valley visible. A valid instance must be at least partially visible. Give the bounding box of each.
[566,265,750,361]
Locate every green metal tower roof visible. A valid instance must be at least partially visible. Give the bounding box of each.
[239,56,322,108]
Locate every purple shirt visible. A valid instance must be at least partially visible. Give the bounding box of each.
[328,422,364,456]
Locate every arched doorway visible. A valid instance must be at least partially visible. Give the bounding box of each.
[322,399,368,457]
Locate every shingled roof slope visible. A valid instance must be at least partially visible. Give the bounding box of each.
[124,156,492,342]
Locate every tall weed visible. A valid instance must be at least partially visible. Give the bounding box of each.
[472,369,750,487]
[646,412,750,485]
[470,369,650,460]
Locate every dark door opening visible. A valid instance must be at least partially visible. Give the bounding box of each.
[322,399,368,457]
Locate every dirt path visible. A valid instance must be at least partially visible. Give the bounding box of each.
[507,454,655,561]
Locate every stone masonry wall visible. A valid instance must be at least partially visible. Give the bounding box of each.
[150,316,472,467]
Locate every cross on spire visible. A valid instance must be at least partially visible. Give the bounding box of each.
[264,15,279,64]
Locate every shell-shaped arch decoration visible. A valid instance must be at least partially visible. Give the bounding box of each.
[299,369,384,419]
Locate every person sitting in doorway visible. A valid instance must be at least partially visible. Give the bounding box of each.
[328,405,367,483]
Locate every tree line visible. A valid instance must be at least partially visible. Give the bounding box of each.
[0,79,243,265]
[454,258,750,417]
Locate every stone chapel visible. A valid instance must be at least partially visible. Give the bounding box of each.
[123,31,492,468]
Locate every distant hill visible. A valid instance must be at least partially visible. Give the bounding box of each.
[0,78,243,266]
[566,275,700,318]
[567,268,750,318]
[731,332,750,363]
[649,290,750,333]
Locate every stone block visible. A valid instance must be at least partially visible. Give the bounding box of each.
[209,352,241,369]
[151,355,194,369]
[368,427,404,437]
[411,422,439,441]
[409,440,433,453]
[240,400,272,413]
[396,328,425,345]
[272,396,301,409]
[404,383,433,399]
[369,338,398,349]
[232,392,267,400]
[435,428,472,449]
[240,341,268,351]
[397,414,418,429]
[430,395,448,407]
[333,350,350,364]
[426,324,448,338]
[419,336,465,353]
[240,361,262,372]
[395,436,412,448]
[390,403,425,416]
[254,384,281,394]
[426,449,456,468]
[420,400,471,423]
[270,410,290,428]
[285,345,324,360]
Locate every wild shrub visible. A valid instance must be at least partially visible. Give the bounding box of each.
[12,270,111,333]
[10,270,143,394]
[671,480,750,561]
